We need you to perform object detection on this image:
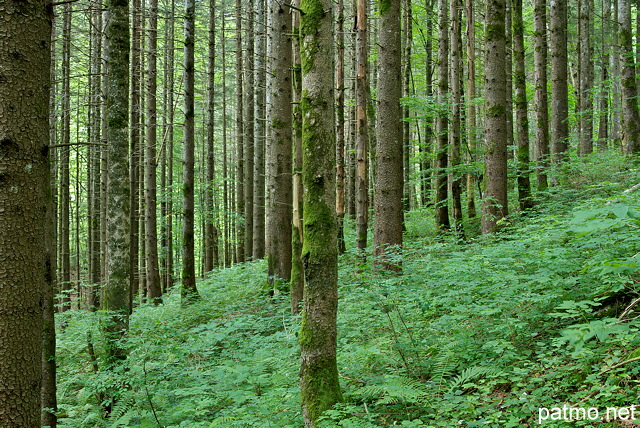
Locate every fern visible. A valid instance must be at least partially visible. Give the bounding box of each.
[446,366,499,394]
[428,348,457,396]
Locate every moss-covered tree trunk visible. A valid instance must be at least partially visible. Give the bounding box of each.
[513,0,532,210]
[482,0,508,234]
[266,0,293,286]
[578,0,593,156]
[450,0,464,236]
[435,0,450,231]
[235,0,244,263]
[299,0,342,424]
[0,1,51,424]
[253,0,266,260]
[533,0,549,190]
[290,0,304,314]
[243,0,255,260]
[465,0,477,217]
[336,0,346,254]
[618,0,640,154]
[550,0,569,162]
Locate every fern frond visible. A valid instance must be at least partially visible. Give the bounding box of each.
[447,366,498,393]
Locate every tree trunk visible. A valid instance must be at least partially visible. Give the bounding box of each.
[103,0,131,363]
[336,0,346,254]
[244,0,255,260]
[235,0,245,263]
[356,0,369,254]
[129,0,141,306]
[465,0,477,217]
[597,0,610,151]
[550,0,569,162]
[534,0,549,190]
[618,0,640,154]
[221,10,230,266]
[435,0,450,231]
[182,0,199,300]
[299,0,342,424]
[290,0,304,314]
[253,0,266,260]
[265,0,293,288]
[450,0,464,235]
[403,0,412,211]
[482,0,508,234]
[0,3,51,423]
[146,0,162,302]
[513,0,532,210]
[579,0,593,155]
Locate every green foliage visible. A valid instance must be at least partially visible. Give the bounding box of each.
[56,152,640,426]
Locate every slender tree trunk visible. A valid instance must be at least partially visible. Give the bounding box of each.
[0,2,51,423]
[266,0,293,287]
[356,0,369,254]
[513,0,532,210]
[253,0,266,260]
[464,0,476,217]
[103,0,131,363]
[166,0,175,289]
[182,0,199,299]
[244,0,255,260]
[435,0,450,231]
[290,0,304,314]
[204,0,218,272]
[450,0,464,235]
[534,0,549,190]
[505,0,513,159]
[129,0,141,306]
[235,0,245,262]
[579,0,593,155]
[221,10,230,267]
[336,0,346,254]
[145,0,162,302]
[597,0,610,150]
[422,0,434,208]
[403,0,412,211]
[59,2,71,311]
[299,0,342,424]
[618,0,640,154]
[482,0,508,234]
[612,0,622,146]
[550,0,569,162]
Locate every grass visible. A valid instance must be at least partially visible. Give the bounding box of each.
[56,151,640,427]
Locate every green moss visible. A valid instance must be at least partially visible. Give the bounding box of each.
[485,23,504,41]
[379,0,391,16]
[300,0,324,37]
[487,104,505,118]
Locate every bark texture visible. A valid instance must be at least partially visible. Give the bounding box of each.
[550,0,569,161]
[435,0,450,231]
[534,0,549,190]
[0,1,51,423]
[618,0,640,154]
[299,0,342,424]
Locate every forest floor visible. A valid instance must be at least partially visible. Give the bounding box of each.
[57,151,640,427]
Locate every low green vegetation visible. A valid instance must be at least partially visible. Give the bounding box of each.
[57,152,640,427]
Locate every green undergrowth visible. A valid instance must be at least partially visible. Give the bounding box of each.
[57,152,640,427]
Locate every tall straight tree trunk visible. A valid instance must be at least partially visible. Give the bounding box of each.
[0,2,51,423]
[513,0,532,209]
[103,0,131,363]
[265,0,293,287]
[129,0,141,305]
[402,0,412,211]
[221,10,230,266]
[59,2,71,311]
[579,0,593,155]
[534,0,549,190]
[336,0,346,254]
[165,0,175,289]
[597,0,610,150]
[449,0,464,235]
[290,0,304,314]
[182,0,199,299]
[505,0,513,159]
[244,0,255,260]
[482,0,508,234]
[204,0,218,272]
[146,0,162,302]
[612,0,622,146]
[299,0,342,424]
[435,0,450,231]
[618,0,640,154]
[355,0,369,254]
[550,0,569,162]
[374,0,403,269]
[253,0,266,260]
[465,0,477,217]
[421,0,434,208]
[235,0,245,263]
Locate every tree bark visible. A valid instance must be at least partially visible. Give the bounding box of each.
[299,0,342,424]
[618,0,640,154]
[465,0,477,217]
[534,0,549,190]
[482,0,508,234]
[550,0,569,161]
[450,0,464,235]
[244,0,255,260]
[253,0,266,260]
[59,2,71,311]
[181,0,199,299]
[0,3,51,423]
[435,0,450,231]
[266,0,293,287]
[579,0,593,155]
[235,0,244,263]
[355,0,369,254]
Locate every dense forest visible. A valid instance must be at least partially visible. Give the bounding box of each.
[2,0,640,426]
